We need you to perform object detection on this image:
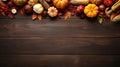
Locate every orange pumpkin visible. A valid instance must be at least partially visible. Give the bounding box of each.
[52,0,68,9]
[84,4,99,18]
[90,0,102,5]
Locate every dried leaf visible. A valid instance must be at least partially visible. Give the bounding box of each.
[64,11,71,20]
[1,12,5,16]
[38,15,42,21]
[32,13,37,20]
[8,12,14,19]
[19,8,24,16]
[0,2,6,7]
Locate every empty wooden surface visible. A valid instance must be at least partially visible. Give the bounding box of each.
[0,15,120,67]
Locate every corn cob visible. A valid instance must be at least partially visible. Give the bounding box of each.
[111,0,120,11]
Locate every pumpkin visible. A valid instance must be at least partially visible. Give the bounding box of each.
[13,0,27,6]
[33,3,44,14]
[90,0,102,5]
[52,0,68,9]
[84,4,99,18]
[28,0,38,6]
[47,6,58,17]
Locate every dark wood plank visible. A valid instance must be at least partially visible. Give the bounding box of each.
[0,18,120,38]
[0,13,120,67]
[0,15,120,55]
[0,55,120,67]
[0,14,81,19]
[0,38,120,55]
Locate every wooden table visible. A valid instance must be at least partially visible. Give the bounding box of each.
[0,15,120,67]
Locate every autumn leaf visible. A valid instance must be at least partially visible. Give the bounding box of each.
[19,8,24,16]
[0,2,6,7]
[32,13,37,20]
[64,11,71,20]
[1,12,5,16]
[38,15,42,21]
[8,12,14,19]
[97,15,103,24]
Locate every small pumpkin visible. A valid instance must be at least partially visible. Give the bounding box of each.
[47,6,58,17]
[84,4,99,18]
[13,0,27,6]
[52,0,68,9]
[90,0,102,5]
[28,0,38,6]
[33,3,44,14]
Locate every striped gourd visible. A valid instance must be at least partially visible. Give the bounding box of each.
[14,0,27,6]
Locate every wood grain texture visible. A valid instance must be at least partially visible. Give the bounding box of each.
[0,15,120,67]
[0,55,120,67]
[0,38,120,55]
[0,18,120,38]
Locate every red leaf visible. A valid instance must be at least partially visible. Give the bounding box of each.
[8,12,14,19]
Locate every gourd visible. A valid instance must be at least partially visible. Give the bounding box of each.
[90,0,102,5]
[70,0,89,5]
[110,12,120,22]
[33,3,44,14]
[47,7,58,17]
[84,4,99,18]
[52,0,68,9]
[13,0,27,6]
[28,0,38,6]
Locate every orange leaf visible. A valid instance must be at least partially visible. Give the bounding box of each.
[38,15,42,21]
[19,8,24,16]
[64,11,71,20]
[32,13,37,20]
[1,12,5,16]
[0,2,6,7]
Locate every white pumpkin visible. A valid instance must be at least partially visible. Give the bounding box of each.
[33,3,44,14]
[47,7,58,17]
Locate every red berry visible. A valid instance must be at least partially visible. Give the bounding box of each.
[103,0,114,7]
[76,5,84,14]
[42,10,47,16]
[99,4,105,11]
